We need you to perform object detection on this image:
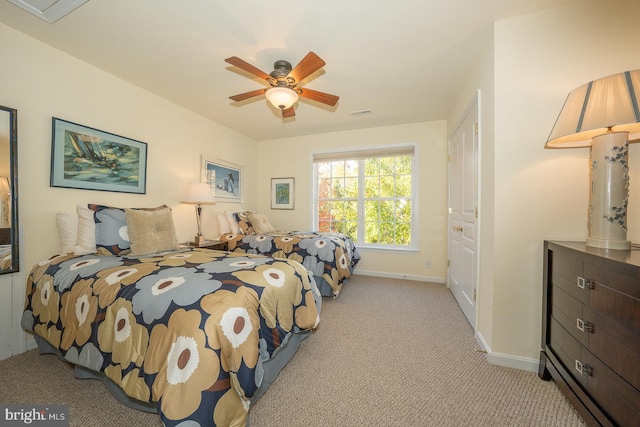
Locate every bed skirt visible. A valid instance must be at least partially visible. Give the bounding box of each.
[33,329,312,425]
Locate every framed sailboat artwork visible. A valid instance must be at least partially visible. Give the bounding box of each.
[50,118,147,194]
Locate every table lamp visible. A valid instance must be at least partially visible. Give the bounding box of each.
[546,69,640,250]
[181,182,216,246]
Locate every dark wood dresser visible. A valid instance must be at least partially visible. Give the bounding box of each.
[539,241,640,426]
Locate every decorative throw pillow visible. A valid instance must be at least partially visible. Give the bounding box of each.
[90,204,130,255]
[89,204,169,255]
[234,210,257,234]
[247,212,275,234]
[125,207,179,256]
[56,211,78,254]
[224,210,242,234]
[74,204,97,255]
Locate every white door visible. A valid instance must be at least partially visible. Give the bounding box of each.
[448,93,479,328]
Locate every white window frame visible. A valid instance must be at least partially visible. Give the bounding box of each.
[311,144,417,251]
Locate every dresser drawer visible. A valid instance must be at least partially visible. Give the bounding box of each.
[582,349,640,427]
[551,284,588,346]
[584,305,640,391]
[550,247,590,305]
[549,317,588,390]
[551,270,590,305]
[585,272,640,336]
[584,258,640,301]
[551,245,584,285]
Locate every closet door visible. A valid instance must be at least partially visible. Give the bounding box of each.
[448,93,479,328]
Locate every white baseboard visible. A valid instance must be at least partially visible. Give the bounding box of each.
[475,330,539,372]
[353,270,445,284]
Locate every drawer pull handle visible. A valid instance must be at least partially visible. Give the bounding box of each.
[576,318,594,333]
[576,277,593,289]
[575,360,593,376]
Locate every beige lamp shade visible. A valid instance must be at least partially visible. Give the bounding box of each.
[546,69,640,148]
[181,182,215,204]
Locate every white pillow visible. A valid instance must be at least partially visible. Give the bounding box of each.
[74,204,97,255]
[56,211,77,254]
[224,210,241,234]
[216,212,232,236]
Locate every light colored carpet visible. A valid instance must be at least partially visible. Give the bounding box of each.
[0,275,585,426]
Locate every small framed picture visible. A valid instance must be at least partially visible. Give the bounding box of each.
[271,177,294,210]
[50,118,147,194]
[201,157,243,203]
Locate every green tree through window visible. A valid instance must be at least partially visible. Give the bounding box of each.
[314,147,414,248]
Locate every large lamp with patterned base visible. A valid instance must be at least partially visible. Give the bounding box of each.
[546,69,640,250]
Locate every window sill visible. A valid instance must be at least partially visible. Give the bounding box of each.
[357,245,419,254]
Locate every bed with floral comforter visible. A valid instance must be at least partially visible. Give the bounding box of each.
[22,248,320,427]
[219,231,360,298]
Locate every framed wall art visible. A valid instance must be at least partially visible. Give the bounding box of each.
[271,177,294,209]
[50,118,147,194]
[201,157,243,202]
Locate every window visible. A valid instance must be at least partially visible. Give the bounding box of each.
[313,146,415,249]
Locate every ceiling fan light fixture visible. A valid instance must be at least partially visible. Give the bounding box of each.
[265,87,299,110]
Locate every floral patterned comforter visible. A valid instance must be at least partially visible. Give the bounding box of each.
[22,248,320,427]
[219,231,360,298]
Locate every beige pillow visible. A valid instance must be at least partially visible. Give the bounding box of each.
[125,207,179,256]
[247,212,275,234]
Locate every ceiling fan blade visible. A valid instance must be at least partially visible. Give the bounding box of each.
[298,87,339,106]
[229,89,266,102]
[282,106,296,118]
[288,52,326,84]
[225,56,271,81]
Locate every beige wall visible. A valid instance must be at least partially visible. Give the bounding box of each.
[256,122,449,281]
[0,23,258,355]
[449,0,640,367]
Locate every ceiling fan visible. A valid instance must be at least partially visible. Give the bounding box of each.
[225,52,339,118]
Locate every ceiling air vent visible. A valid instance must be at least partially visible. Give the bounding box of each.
[8,0,89,24]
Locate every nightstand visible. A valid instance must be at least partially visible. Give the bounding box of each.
[184,240,228,251]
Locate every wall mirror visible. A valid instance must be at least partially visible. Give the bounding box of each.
[0,105,18,274]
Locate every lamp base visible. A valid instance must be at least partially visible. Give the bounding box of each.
[586,236,631,250]
[194,235,206,247]
[586,132,631,252]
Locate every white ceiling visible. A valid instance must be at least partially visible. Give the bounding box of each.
[0,0,577,141]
